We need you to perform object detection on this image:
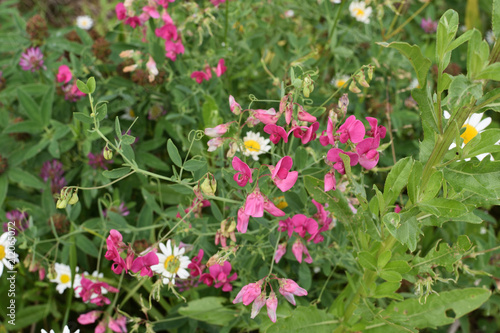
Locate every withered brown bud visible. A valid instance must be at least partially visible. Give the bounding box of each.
[92,37,111,62]
[26,14,49,46]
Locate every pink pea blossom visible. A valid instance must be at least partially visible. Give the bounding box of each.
[292,122,320,144]
[251,292,267,319]
[266,292,278,323]
[319,117,336,146]
[244,189,265,217]
[19,47,45,72]
[296,104,317,122]
[191,71,210,84]
[278,278,308,306]
[165,40,184,61]
[264,124,289,144]
[108,315,127,333]
[278,217,294,238]
[62,82,87,102]
[421,18,438,34]
[78,310,103,325]
[215,58,227,77]
[366,117,386,140]
[279,93,294,125]
[237,207,250,233]
[269,156,298,192]
[130,251,159,277]
[324,170,336,192]
[124,16,141,28]
[251,108,280,125]
[115,3,127,20]
[56,65,72,84]
[156,23,178,40]
[205,123,231,138]
[337,115,365,144]
[263,197,286,217]
[291,214,318,238]
[229,95,241,115]
[326,148,359,175]
[207,137,226,152]
[356,137,380,170]
[77,276,119,306]
[395,205,402,213]
[292,239,313,263]
[232,156,253,187]
[275,243,287,263]
[188,249,205,277]
[233,279,264,306]
[157,0,175,8]
[143,6,160,19]
[199,261,237,291]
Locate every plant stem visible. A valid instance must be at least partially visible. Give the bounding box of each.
[384,1,431,41]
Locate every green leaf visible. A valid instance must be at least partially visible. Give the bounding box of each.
[8,167,45,189]
[106,211,130,230]
[75,234,99,257]
[384,260,411,274]
[494,0,500,38]
[73,112,93,124]
[4,120,44,134]
[121,144,135,162]
[167,139,182,167]
[96,103,107,121]
[86,77,96,93]
[17,88,41,123]
[121,134,136,145]
[379,270,402,282]
[141,188,163,215]
[420,170,443,202]
[115,117,122,139]
[477,63,500,81]
[412,235,472,273]
[418,198,468,218]
[40,85,54,126]
[437,10,459,71]
[76,79,90,94]
[446,75,483,110]
[412,86,438,133]
[445,29,474,53]
[298,264,312,290]
[383,157,413,207]
[0,174,8,207]
[377,250,392,269]
[365,288,491,331]
[463,129,500,158]
[377,42,431,89]
[183,159,206,172]
[304,176,353,222]
[4,305,49,330]
[358,252,377,271]
[373,282,402,300]
[179,297,235,326]
[467,29,489,80]
[102,167,131,179]
[443,160,500,198]
[383,212,420,252]
[266,306,338,333]
[202,95,221,127]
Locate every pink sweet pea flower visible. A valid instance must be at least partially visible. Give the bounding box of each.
[125,16,141,28]
[275,243,287,263]
[263,197,286,217]
[211,0,226,6]
[292,122,320,144]
[143,6,160,19]
[324,170,336,192]
[204,64,213,80]
[252,108,280,125]
[78,310,102,325]
[244,189,264,217]
[291,239,313,263]
[130,251,159,277]
[207,137,226,152]
[115,3,127,20]
[187,249,204,277]
[319,117,336,146]
[200,261,238,291]
[312,199,332,226]
[165,40,184,61]
[215,58,227,77]
[191,71,210,84]
[395,205,402,213]
[205,123,231,138]
[278,217,294,238]
[337,115,365,143]
[296,104,317,123]
[264,124,289,144]
[56,65,72,84]
[278,278,308,306]
[326,148,359,175]
[157,0,175,8]
[233,279,264,306]
[237,207,250,233]
[291,214,318,238]
[229,95,241,115]
[96,320,107,333]
[108,315,127,333]
[356,137,380,170]
[251,292,267,319]
[266,292,278,323]
[232,156,253,187]
[268,156,298,192]
[279,93,293,125]
[366,117,386,140]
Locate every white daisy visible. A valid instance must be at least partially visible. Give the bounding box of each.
[41,325,80,333]
[331,0,342,3]
[121,108,136,121]
[408,78,420,90]
[76,15,94,30]
[486,30,496,45]
[239,131,271,161]
[49,263,81,294]
[151,240,191,285]
[444,111,493,161]
[331,75,350,89]
[349,1,372,24]
[0,232,19,277]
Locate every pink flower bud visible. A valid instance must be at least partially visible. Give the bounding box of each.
[266,292,278,323]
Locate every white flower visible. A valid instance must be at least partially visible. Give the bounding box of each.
[239,131,271,161]
[121,108,136,121]
[284,10,294,18]
[151,240,191,285]
[486,30,496,45]
[331,75,350,89]
[0,232,18,277]
[480,227,487,235]
[331,0,341,3]
[444,111,494,161]
[41,325,80,333]
[76,15,94,30]
[49,263,81,294]
[146,56,159,83]
[349,1,372,24]
[408,78,420,90]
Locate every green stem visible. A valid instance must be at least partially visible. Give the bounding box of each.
[267,231,282,277]
[327,0,346,49]
[384,1,430,41]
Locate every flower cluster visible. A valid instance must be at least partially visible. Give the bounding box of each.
[56,65,86,102]
[191,59,227,84]
[119,50,160,83]
[40,159,67,194]
[78,311,127,333]
[19,47,45,72]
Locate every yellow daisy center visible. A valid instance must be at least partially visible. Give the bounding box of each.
[336,79,346,88]
[60,274,71,284]
[244,140,261,153]
[355,8,365,17]
[0,245,5,260]
[164,255,180,274]
[129,109,136,117]
[461,124,478,144]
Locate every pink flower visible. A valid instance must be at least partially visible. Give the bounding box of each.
[233,280,264,306]
[211,0,226,6]
[421,18,438,34]
[205,123,231,138]
[19,47,45,72]
[78,310,102,325]
[319,117,336,146]
[292,239,313,263]
[96,321,107,333]
[237,208,250,233]
[264,124,289,144]
[263,197,286,217]
[200,261,238,291]
[291,214,318,238]
[229,95,242,115]
[244,190,264,217]
[125,16,142,28]
[326,148,359,175]
[204,64,213,80]
[292,122,320,144]
[275,243,287,263]
[215,58,227,77]
[157,0,175,8]
[324,171,336,192]
[266,292,278,323]
[394,205,402,213]
[207,137,226,152]
[191,71,210,84]
[187,249,204,277]
[250,292,267,319]
[62,82,87,102]
[251,108,280,125]
[143,6,160,19]
[337,115,365,144]
[269,156,298,192]
[356,137,380,170]
[108,315,127,333]
[278,278,308,306]
[296,104,317,122]
[130,251,159,277]
[77,276,119,306]
[232,156,253,187]
[279,93,293,125]
[366,117,386,140]
[56,65,72,83]
[165,40,184,61]
[115,3,127,20]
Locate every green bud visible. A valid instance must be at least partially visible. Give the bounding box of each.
[103,147,113,160]
[68,192,79,205]
[200,173,217,196]
[56,199,68,209]
[349,81,361,93]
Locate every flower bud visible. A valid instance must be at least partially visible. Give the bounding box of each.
[302,75,314,97]
[68,191,79,205]
[103,147,113,160]
[201,174,217,196]
[56,199,68,209]
[349,81,361,93]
